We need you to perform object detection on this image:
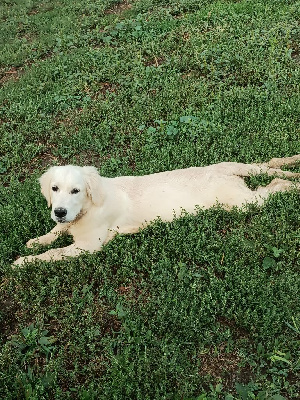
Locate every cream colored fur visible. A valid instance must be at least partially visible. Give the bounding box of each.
[14,155,300,266]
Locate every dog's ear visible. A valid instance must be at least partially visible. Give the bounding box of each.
[39,167,56,207]
[83,166,104,207]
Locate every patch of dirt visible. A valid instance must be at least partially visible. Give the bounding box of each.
[39,50,54,61]
[54,110,82,130]
[28,151,63,170]
[93,81,120,99]
[17,147,65,182]
[27,3,55,16]
[0,66,23,87]
[72,150,108,169]
[0,280,20,339]
[116,279,150,305]
[0,50,53,88]
[103,313,122,335]
[105,0,133,15]
[198,344,253,391]
[217,316,250,340]
[143,56,165,67]
[182,31,190,41]
[181,70,206,80]
[291,47,299,62]
[28,7,39,15]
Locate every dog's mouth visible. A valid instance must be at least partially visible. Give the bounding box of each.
[56,217,68,223]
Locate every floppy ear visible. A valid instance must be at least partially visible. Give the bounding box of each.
[39,167,57,207]
[82,166,104,207]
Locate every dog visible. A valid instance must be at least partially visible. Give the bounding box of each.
[14,154,300,266]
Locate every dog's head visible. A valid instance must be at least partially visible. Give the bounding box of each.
[39,165,103,223]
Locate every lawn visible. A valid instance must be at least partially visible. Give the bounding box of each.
[0,0,299,399]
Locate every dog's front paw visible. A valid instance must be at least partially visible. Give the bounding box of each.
[26,238,40,248]
[13,255,34,267]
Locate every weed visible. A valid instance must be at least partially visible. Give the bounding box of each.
[0,0,299,398]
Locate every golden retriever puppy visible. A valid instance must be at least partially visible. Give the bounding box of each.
[14,154,300,265]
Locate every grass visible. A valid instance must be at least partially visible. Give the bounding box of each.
[0,0,299,398]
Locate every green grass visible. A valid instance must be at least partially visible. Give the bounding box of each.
[0,0,299,398]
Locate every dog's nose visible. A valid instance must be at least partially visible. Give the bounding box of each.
[54,207,67,218]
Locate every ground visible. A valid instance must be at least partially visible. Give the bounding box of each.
[0,0,299,399]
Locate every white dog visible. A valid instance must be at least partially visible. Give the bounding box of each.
[14,155,300,265]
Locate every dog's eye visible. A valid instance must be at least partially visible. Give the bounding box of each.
[52,186,59,192]
[71,188,80,194]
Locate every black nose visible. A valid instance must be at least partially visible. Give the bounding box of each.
[54,207,67,218]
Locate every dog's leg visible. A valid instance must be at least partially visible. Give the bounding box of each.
[14,228,112,266]
[13,243,85,266]
[26,224,69,248]
[216,161,300,178]
[226,154,300,178]
[263,154,300,169]
[254,154,300,178]
[103,225,141,244]
[257,167,300,178]
[254,178,300,205]
[234,164,300,179]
